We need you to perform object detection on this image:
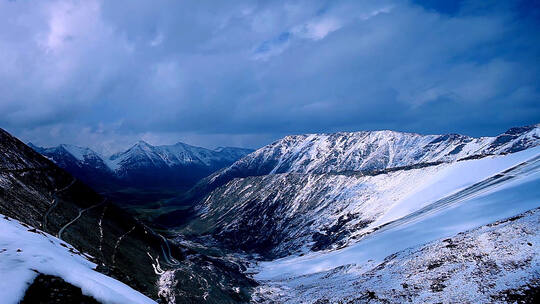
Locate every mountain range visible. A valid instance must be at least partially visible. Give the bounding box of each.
[1,124,539,303]
[171,123,540,302]
[29,141,253,208]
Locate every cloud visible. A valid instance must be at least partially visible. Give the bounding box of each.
[291,17,342,41]
[0,0,539,152]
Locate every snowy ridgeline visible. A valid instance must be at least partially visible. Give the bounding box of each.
[33,141,253,172]
[0,215,156,304]
[216,124,540,178]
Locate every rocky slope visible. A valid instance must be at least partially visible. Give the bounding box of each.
[180,146,540,258]
[253,207,540,303]
[0,128,255,303]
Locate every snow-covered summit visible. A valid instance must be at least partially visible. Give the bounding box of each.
[35,144,110,169]
[109,141,252,170]
[223,124,540,176]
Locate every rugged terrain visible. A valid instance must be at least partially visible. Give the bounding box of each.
[253,207,540,303]
[0,128,256,304]
[170,124,540,303]
[180,147,540,258]
[3,124,539,303]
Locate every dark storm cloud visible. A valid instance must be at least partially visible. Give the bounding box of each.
[0,0,539,153]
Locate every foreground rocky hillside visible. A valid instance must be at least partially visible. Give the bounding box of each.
[253,207,540,303]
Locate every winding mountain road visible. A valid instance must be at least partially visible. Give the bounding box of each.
[57,198,107,239]
[42,178,76,231]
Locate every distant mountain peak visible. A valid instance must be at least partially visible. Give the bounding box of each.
[31,138,254,190]
[134,139,151,146]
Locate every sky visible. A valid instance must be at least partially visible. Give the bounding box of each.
[0,0,539,155]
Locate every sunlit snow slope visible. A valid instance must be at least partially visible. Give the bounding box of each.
[253,207,540,303]
[255,147,540,279]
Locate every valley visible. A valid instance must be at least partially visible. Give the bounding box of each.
[2,124,539,303]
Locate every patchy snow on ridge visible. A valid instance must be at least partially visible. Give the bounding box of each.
[0,214,156,304]
[109,141,253,171]
[211,125,540,183]
[59,144,97,162]
[253,207,540,303]
[253,146,540,280]
[32,141,252,174]
[188,146,540,258]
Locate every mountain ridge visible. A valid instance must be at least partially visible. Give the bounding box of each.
[160,124,540,216]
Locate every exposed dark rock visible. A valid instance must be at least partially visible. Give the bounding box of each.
[21,274,101,304]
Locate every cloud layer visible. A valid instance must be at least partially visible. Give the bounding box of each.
[1,0,539,154]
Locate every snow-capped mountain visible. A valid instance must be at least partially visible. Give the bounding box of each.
[109,141,253,172]
[181,146,540,258]
[213,124,539,176]
[108,140,253,187]
[159,124,540,219]
[29,143,117,190]
[29,143,110,170]
[5,123,540,303]
[0,128,255,303]
[31,141,253,191]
